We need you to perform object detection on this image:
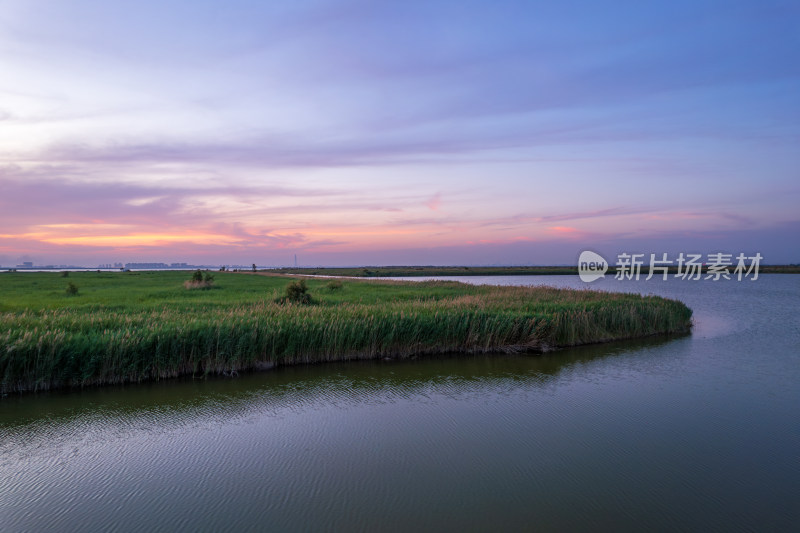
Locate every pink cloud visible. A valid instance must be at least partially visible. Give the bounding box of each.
[425,192,442,211]
[548,226,578,233]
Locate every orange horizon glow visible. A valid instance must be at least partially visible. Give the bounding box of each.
[1,203,778,261]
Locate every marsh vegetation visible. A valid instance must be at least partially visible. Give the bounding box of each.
[0,271,691,393]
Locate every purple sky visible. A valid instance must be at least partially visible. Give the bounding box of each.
[1,0,798,266]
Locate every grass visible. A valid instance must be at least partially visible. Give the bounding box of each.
[0,270,692,393]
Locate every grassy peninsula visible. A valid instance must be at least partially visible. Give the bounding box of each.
[0,271,692,394]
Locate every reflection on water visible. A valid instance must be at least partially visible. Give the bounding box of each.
[0,334,673,436]
[2,276,799,532]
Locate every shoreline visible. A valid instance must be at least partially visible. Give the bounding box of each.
[265,265,800,277]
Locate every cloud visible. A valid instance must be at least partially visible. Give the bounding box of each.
[6,1,798,173]
[0,1,797,266]
[0,166,340,225]
[425,192,442,211]
[548,226,578,233]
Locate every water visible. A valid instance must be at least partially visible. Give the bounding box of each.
[1,275,799,532]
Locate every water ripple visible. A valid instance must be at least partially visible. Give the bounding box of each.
[2,276,800,532]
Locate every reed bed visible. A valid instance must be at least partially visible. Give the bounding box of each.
[0,272,691,393]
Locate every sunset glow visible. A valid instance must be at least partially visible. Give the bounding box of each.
[1,0,798,266]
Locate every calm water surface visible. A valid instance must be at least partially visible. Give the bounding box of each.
[1,275,799,532]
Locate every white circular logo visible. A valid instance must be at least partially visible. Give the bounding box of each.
[578,251,608,282]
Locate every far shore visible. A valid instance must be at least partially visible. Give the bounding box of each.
[2,264,798,275]
[265,264,800,277]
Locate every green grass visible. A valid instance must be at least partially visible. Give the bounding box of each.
[0,271,692,393]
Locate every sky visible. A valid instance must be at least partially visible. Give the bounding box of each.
[1,0,798,267]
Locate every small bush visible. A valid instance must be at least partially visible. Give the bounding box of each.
[60,271,69,278]
[326,280,343,291]
[66,282,79,295]
[185,270,215,290]
[283,279,311,304]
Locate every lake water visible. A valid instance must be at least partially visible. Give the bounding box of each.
[1,275,798,532]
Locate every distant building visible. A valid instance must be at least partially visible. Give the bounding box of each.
[125,262,169,269]
[16,261,33,268]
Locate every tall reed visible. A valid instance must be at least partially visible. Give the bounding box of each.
[0,275,692,393]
